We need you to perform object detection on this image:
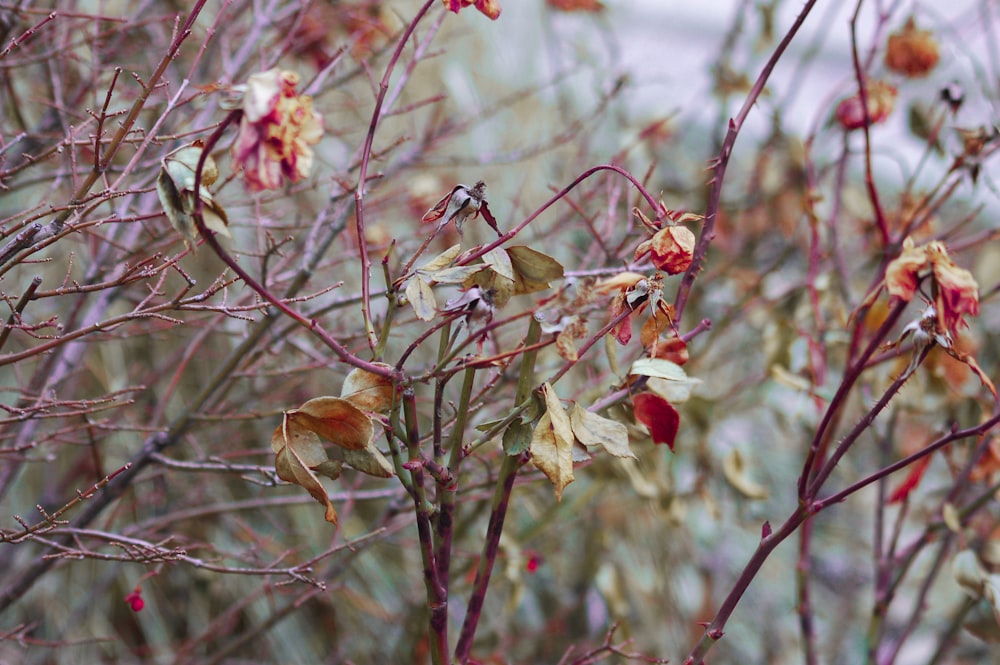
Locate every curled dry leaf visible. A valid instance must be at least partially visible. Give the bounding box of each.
[339,440,395,478]
[156,141,231,247]
[721,449,769,500]
[288,397,372,450]
[529,383,575,500]
[341,364,395,414]
[270,395,392,524]
[271,416,342,524]
[569,403,635,459]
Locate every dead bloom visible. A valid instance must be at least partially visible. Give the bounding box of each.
[885,237,980,335]
[444,0,501,20]
[885,18,940,78]
[635,225,696,275]
[232,69,324,191]
[835,80,897,131]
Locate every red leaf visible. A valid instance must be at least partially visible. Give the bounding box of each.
[632,392,680,450]
[887,453,933,504]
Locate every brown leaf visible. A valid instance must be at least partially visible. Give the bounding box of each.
[289,397,373,450]
[342,364,395,414]
[339,440,395,478]
[272,418,340,524]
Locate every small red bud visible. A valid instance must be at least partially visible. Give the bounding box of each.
[761,521,772,541]
[125,587,144,612]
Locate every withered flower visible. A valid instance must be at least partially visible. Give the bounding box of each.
[885,237,980,336]
[886,18,940,78]
[231,69,324,191]
[443,0,501,20]
[835,80,897,130]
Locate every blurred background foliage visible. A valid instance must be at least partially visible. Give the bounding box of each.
[1,0,1000,663]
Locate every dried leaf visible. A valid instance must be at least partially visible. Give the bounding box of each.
[646,376,701,404]
[482,247,514,281]
[405,277,437,321]
[632,392,680,450]
[530,411,574,501]
[569,403,634,459]
[340,440,395,478]
[943,502,962,533]
[271,418,340,524]
[629,357,688,381]
[342,364,395,414]
[507,246,564,295]
[289,397,373,450]
[419,244,463,272]
[156,141,230,247]
[428,265,487,284]
[530,383,575,499]
[721,449,769,499]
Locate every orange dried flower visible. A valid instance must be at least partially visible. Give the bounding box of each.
[231,69,324,191]
[885,237,980,335]
[835,80,897,130]
[885,18,940,78]
[645,226,696,275]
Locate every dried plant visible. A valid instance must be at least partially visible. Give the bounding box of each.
[1,2,999,664]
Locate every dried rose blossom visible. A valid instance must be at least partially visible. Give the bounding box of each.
[231,69,324,191]
[835,80,897,130]
[885,18,940,78]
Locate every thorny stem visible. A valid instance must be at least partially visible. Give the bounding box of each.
[401,387,447,665]
[190,112,394,380]
[454,317,542,663]
[798,299,907,500]
[355,0,438,352]
[684,340,933,665]
[457,164,661,268]
[673,0,820,322]
[431,366,476,642]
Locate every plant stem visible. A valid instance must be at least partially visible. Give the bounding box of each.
[453,317,541,663]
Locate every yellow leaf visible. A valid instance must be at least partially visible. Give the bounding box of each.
[569,403,635,459]
[530,384,575,500]
[405,277,437,321]
[507,246,564,295]
[419,244,462,272]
